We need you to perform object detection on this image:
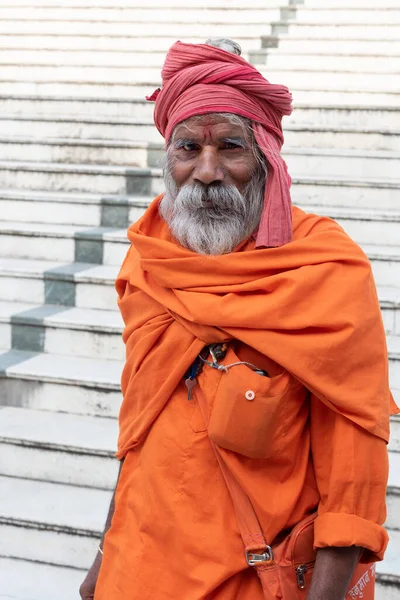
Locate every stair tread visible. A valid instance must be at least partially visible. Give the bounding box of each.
[0,256,119,282]
[0,348,122,388]
[0,406,117,453]
[0,474,111,533]
[0,557,85,600]
[0,300,122,329]
[0,220,127,238]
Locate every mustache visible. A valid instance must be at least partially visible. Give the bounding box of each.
[172,182,248,216]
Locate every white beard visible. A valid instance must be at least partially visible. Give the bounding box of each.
[159,168,266,255]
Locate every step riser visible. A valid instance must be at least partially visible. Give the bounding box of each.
[375,581,400,600]
[0,197,144,227]
[262,54,400,73]
[0,443,116,489]
[266,71,400,91]
[0,377,121,418]
[0,22,272,36]
[335,218,400,247]
[289,108,400,130]
[275,39,400,55]
[0,119,163,143]
[0,167,164,195]
[2,142,397,180]
[0,232,128,266]
[294,10,400,24]
[9,321,124,360]
[0,275,117,310]
[386,493,400,530]
[389,421,400,453]
[0,141,157,168]
[390,359,400,391]
[0,7,281,22]
[1,82,397,105]
[0,99,397,130]
[285,154,399,180]
[292,183,398,212]
[280,24,400,38]
[0,522,99,570]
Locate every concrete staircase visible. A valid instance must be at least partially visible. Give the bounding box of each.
[0,0,399,597]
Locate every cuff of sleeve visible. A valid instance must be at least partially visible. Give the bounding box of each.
[314,512,389,562]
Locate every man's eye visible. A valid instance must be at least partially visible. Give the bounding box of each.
[223,142,244,150]
[179,143,198,152]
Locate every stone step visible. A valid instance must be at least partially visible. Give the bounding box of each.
[2,49,399,75]
[263,68,399,92]
[1,81,397,105]
[275,23,400,39]
[0,347,122,418]
[0,220,128,266]
[1,160,399,206]
[256,52,400,73]
[1,64,399,93]
[291,176,399,212]
[1,95,398,130]
[0,7,281,22]
[1,115,399,150]
[0,0,288,7]
[2,137,398,180]
[1,185,399,260]
[293,8,400,24]
[0,20,273,37]
[0,33,262,53]
[0,406,118,489]
[0,188,147,227]
[0,475,110,569]
[300,205,400,250]
[303,0,400,6]
[0,136,163,167]
[0,557,85,600]
[0,300,124,360]
[389,337,400,390]
[271,37,400,56]
[0,258,119,310]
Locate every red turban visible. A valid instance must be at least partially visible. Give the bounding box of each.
[147,41,293,248]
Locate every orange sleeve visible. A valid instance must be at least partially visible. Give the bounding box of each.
[310,394,389,561]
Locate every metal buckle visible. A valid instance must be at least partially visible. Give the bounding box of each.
[245,545,274,566]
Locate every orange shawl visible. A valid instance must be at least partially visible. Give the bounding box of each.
[115,196,397,459]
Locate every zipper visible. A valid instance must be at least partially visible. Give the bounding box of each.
[296,563,308,589]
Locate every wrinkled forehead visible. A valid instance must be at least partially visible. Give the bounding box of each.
[170,113,250,144]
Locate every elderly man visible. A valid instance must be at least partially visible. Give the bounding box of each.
[80,39,397,600]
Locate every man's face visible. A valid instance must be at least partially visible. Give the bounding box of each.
[168,116,258,192]
[159,114,266,255]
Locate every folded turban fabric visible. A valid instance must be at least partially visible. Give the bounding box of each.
[146,41,294,248]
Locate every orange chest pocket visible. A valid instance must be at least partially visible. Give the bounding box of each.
[207,347,307,459]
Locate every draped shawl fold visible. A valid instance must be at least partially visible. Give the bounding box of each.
[147,41,293,248]
[115,197,397,459]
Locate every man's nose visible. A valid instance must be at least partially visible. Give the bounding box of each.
[193,148,225,185]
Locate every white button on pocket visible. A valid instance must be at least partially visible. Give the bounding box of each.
[245,390,255,401]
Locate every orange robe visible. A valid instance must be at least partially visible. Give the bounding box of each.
[95,197,397,599]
